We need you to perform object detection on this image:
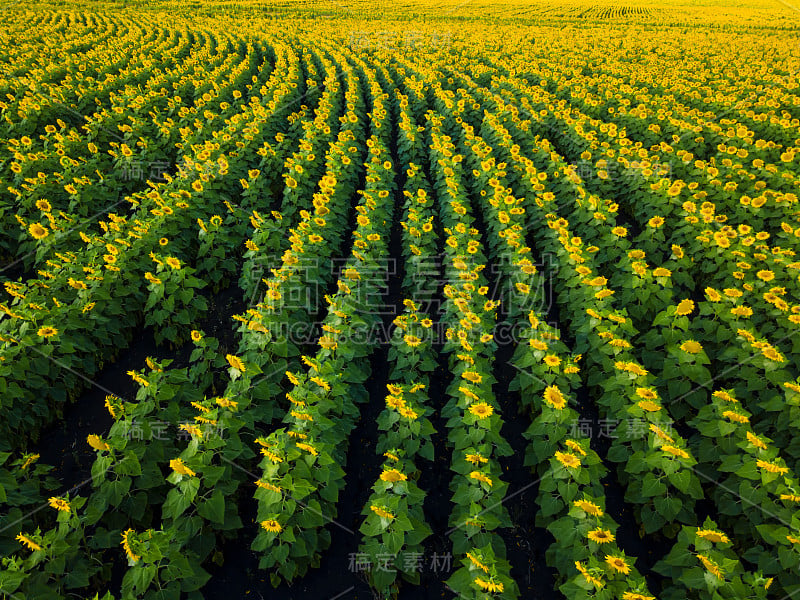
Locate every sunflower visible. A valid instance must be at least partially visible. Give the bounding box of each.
[661,445,690,459]
[543,354,561,368]
[615,361,648,376]
[203,214,222,229]
[310,376,330,391]
[529,338,548,350]
[87,434,111,452]
[696,554,723,579]
[261,448,283,463]
[470,471,493,486]
[543,385,567,410]
[587,528,615,544]
[722,410,749,424]
[37,326,58,338]
[474,577,504,593]
[756,270,775,282]
[121,529,140,562]
[398,405,419,420]
[637,400,662,412]
[675,299,695,316]
[621,593,655,600]
[179,423,203,438]
[226,354,245,372]
[466,551,490,573]
[605,554,631,575]
[48,497,71,513]
[572,499,602,518]
[370,505,394,520]
[20,453,39,470]
[165,256,181,270]
[35,199,52,212]
[551,442,582,463]
[296,442,318,456]
[170,458,196,477]
[16,533,42,551]
[191,330,203,343]
[762,347,785,362]
[469,402,494,419]
[575,561,605,588]
[649,424,674,443]
[635,387,658,400]
[216,397,238,410]
[466,452,489,465]
[461,371,482,384]
[712,390,738,403]
[255,479,281,494]
[380,468,407,483]
[680,340,703,354]
[404,334,422,347]
[696,529,730,544]
[28,222,49,240]
[746,431,768,450]
[585,276,608,287]
[260,519,282,533]
[555,451,581,469]
[757,459,788,474]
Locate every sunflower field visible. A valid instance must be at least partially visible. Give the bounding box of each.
[0,1,799,599]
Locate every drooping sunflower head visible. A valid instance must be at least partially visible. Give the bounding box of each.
[120,528,140,562]
[574,498,603,517]
[226,354,245,372]
[16,533,42,552]
[696,528,730,544]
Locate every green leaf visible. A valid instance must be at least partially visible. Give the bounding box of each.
[641,474,667,497]
[668,469,691,493]
[198,489,226,524]
[117,452,142,477]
